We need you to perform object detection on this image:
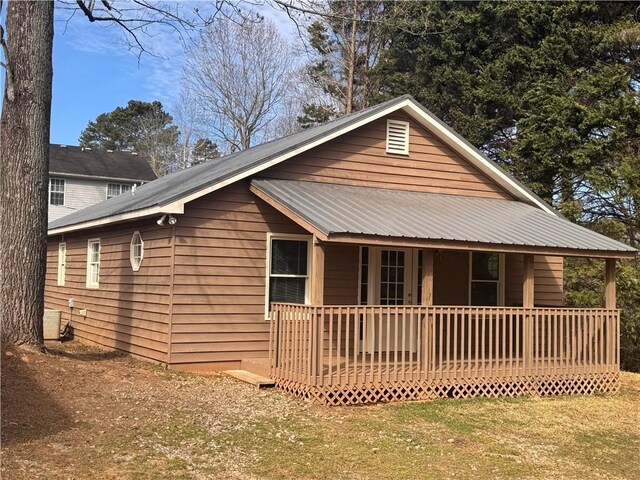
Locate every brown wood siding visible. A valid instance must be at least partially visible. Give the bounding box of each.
[505,254,564,307]
[264,113,515,200]
[324,244,359,305]
[434,251,470,305]
[169,182,308,369]
[45,222,172,362]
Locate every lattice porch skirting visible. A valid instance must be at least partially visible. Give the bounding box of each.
[273,372,620,406]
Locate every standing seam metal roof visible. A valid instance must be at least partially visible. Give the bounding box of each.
[251,179,636,255]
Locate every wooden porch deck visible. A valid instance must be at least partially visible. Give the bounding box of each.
[268,304,621,405]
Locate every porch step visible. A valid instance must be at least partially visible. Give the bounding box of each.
[240,357,271,378]
[223,369,275,389]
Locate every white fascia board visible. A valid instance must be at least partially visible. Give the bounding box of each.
[48,203,184,236]
[399,99,557,216]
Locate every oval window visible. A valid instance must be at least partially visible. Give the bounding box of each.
[130,231,144,271]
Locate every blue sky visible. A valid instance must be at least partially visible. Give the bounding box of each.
[4,2,295,145]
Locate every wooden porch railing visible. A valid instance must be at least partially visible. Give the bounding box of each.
[269,304,620,389]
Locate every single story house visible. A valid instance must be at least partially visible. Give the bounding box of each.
[45,95,636,406]
[48,144,157,222]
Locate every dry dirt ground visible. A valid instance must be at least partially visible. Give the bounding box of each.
[1,341,639,480]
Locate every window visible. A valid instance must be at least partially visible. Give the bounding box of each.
[130,231,144,271]
[49,178,65,206]
[86,239,100,288]
[106,183,133,199]
[57,242,66,286]
[386,119,410,155]
[359,247,369,305]
[470,252,503,306]
[266,235,311,316]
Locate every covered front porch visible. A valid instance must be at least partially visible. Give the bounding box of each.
[252,179,634,405]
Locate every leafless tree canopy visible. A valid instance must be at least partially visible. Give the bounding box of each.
[183,16,296,152]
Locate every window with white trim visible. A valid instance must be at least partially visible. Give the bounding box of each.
[386,119,410,155]
[57,242,66,286]
[49,178,65,206]
[266,235,311,314]
[469,252,503,306]
[130,231,144,271]
[86,239,100,288]
[106,183,133,199]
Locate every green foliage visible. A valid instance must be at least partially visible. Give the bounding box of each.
[297,103,337,129]
[79,100,177,152]
[190,138,220,166]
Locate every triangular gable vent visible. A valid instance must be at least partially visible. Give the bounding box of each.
[386,119,410,155]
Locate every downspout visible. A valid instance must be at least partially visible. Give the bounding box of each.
[167,224,176,366]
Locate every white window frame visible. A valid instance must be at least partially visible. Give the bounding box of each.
[385,119,410,155]
[264,233,313,319]
[130,231,144,272]
[57,242,66,286]
[86,238,101,289]
[468,252,505,306]
[106,183,133,199]
[49,178,65,206]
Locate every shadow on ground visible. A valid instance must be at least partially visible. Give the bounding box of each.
[1,347,73,445]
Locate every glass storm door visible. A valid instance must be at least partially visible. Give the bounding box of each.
[363,248,417,353]
[379,249,412,305]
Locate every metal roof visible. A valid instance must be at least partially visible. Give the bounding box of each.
[251,179,636,256]
[48,95,556,233]
[50,144,157,182]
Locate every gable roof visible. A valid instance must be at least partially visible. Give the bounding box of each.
[49,95,556,235]
[251,179,636,258]
[49,144,157,182]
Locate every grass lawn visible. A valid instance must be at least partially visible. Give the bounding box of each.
[2,341,639,479]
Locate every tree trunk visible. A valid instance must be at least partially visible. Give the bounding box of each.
[344,1,359,114]
[0,0,54,346]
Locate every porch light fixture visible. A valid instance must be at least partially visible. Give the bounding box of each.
[168,215,177,225]
[157,214,167,226]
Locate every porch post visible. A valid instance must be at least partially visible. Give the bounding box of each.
[421,249,434,306]
[522,254,535,308]
[605,258,616,310]
[311,236,325,305]
[310,236,325,386]
[523,254,535,374]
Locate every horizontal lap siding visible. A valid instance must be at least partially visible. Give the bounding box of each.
[45,222,172,362]
[264,113,514,200]
[170,183,308,370]
[324,244,359,305]
[505,254,564,307]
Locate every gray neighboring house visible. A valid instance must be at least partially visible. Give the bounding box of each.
[48,144,157,223]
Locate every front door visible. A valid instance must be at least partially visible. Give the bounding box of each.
[363,248,418,353]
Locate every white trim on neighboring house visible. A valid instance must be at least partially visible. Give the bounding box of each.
[264,233,313,320]
[86,238,101,289]
[49,172,150,183]
[57,242,66,286]
[49,97,557,235]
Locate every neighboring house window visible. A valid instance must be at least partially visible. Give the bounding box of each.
[266,234,311,316]
[386,119,410,155]
[86,239,100,288]
[469,252,503,306]
[106,183,133,199]
[57,242,66,286]
[130,231,144,271]
[49,178,65,206]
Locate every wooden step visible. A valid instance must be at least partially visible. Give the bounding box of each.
[223,369,275,389]
[240,357,271,377]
